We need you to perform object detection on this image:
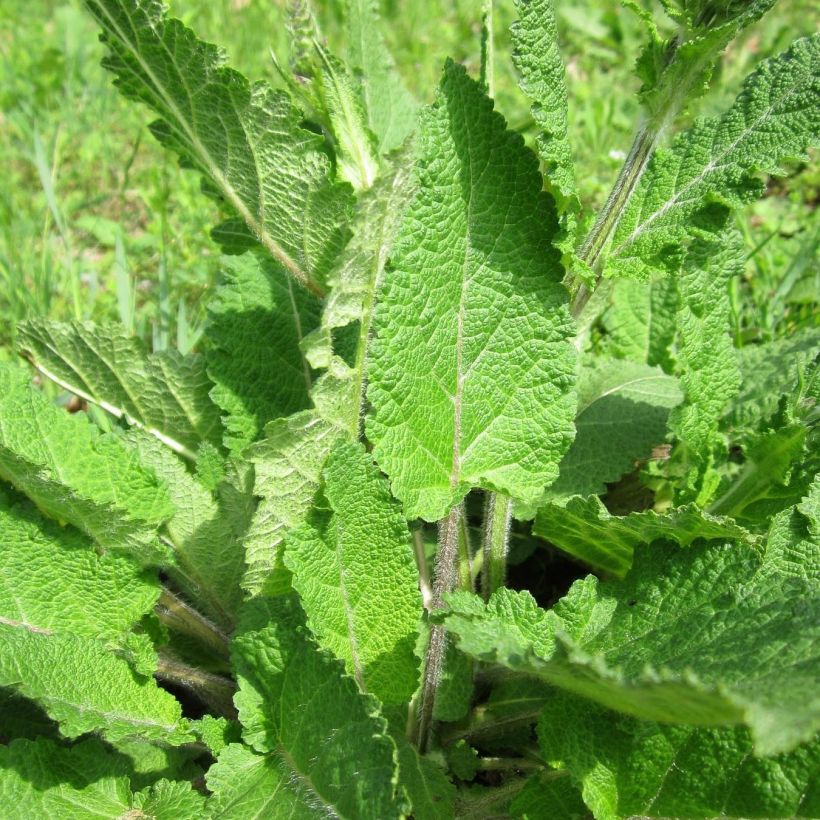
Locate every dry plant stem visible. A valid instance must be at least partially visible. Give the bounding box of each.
[155,652,237,718]
[156,587,231,661]
[416,505,463,753]
[482,491,512,600]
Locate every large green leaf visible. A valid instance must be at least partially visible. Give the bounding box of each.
[539,691,820,820]
[285,441,422,705]
[534,495,755,577]
[0,737,204,820]
[0,365,172,562]
[443,487,820,755]
[610,35,820,278]
[0,496,189,744]
[206,253,321,453]
[545,358,682,503]
[84,0,353,292]
[231,596,403,817]
[17,319,221,459]
[367,61,576,521]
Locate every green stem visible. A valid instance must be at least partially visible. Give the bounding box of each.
[155,588,231,661]
[412,526,433,609]
[415,505,463,754]
[458,509,474,592]
[480,0,494,97]
[475,756,544,773]
[481,492,512,600]
[155,653,237,719]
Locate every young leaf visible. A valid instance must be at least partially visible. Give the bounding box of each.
[544,358,682,503]
[534,495,756,577]
[17,319,222,459]
[394,737,456,820]
[285,441,422,705]
[206,253,320,453]
[231,596,404,817]
[443,490,820,754]
[367,60,576,521]
[344,0,418,154]
[539,691,820,820]
[243,411,345,596]
[610,35,820,278]
[84,0,353,292]
[0,497,190,744]
[0,365,172,562]
[511,0,576,209]
[669,235,743,503]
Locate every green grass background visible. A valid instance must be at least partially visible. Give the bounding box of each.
[0,0,815,357]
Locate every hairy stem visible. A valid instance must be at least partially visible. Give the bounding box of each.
[155,653,237,718]
[481,491,512,600]
[415,505,463,753]
[156,588,231,660]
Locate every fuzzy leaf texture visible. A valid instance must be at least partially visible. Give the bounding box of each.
[610,35,820,277]
[511,0,576,208]
[0,496,190,744]
[0,737,205,820]
[669,234,743,503]
[285,441,422,705]
[539,691,819,820]
[344,0,418,154]
[367,60,576,521]
[545,358,682,503]
[17,319,222,459]
[243,411,345,596]
[231,596,403,817]
[205,253,321,452]
[443,486,820,755]
[84,0,353,293]
[534,495,756,577]
[0,365,172,562]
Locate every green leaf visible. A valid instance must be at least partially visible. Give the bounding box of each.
[205,253,320,453]
[243,411,345,596]
[314,43,380,190]
[0,497,190,744]
[345,0,418,154]
[231,596,403,817]
[510,772,587,819]
[84,0,353,292]
[534,495,755,577]
[17,319,221,459]
[0,737,204,820]
[599,277,678,370]
[511,0,576,209]
[443,491,820,754]
[610,35,820,277]
[306,152,415,437]
[367,60,576,521]
[539,691,820,820]
[125,431,250,627]
[285,441,422,705]
[726,327,820,432]
[0,365,172,562]
[669,235,743,503]
[545,359,682,504]
[395,737,456,820]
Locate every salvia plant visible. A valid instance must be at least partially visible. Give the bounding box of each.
[0,0,818,816]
